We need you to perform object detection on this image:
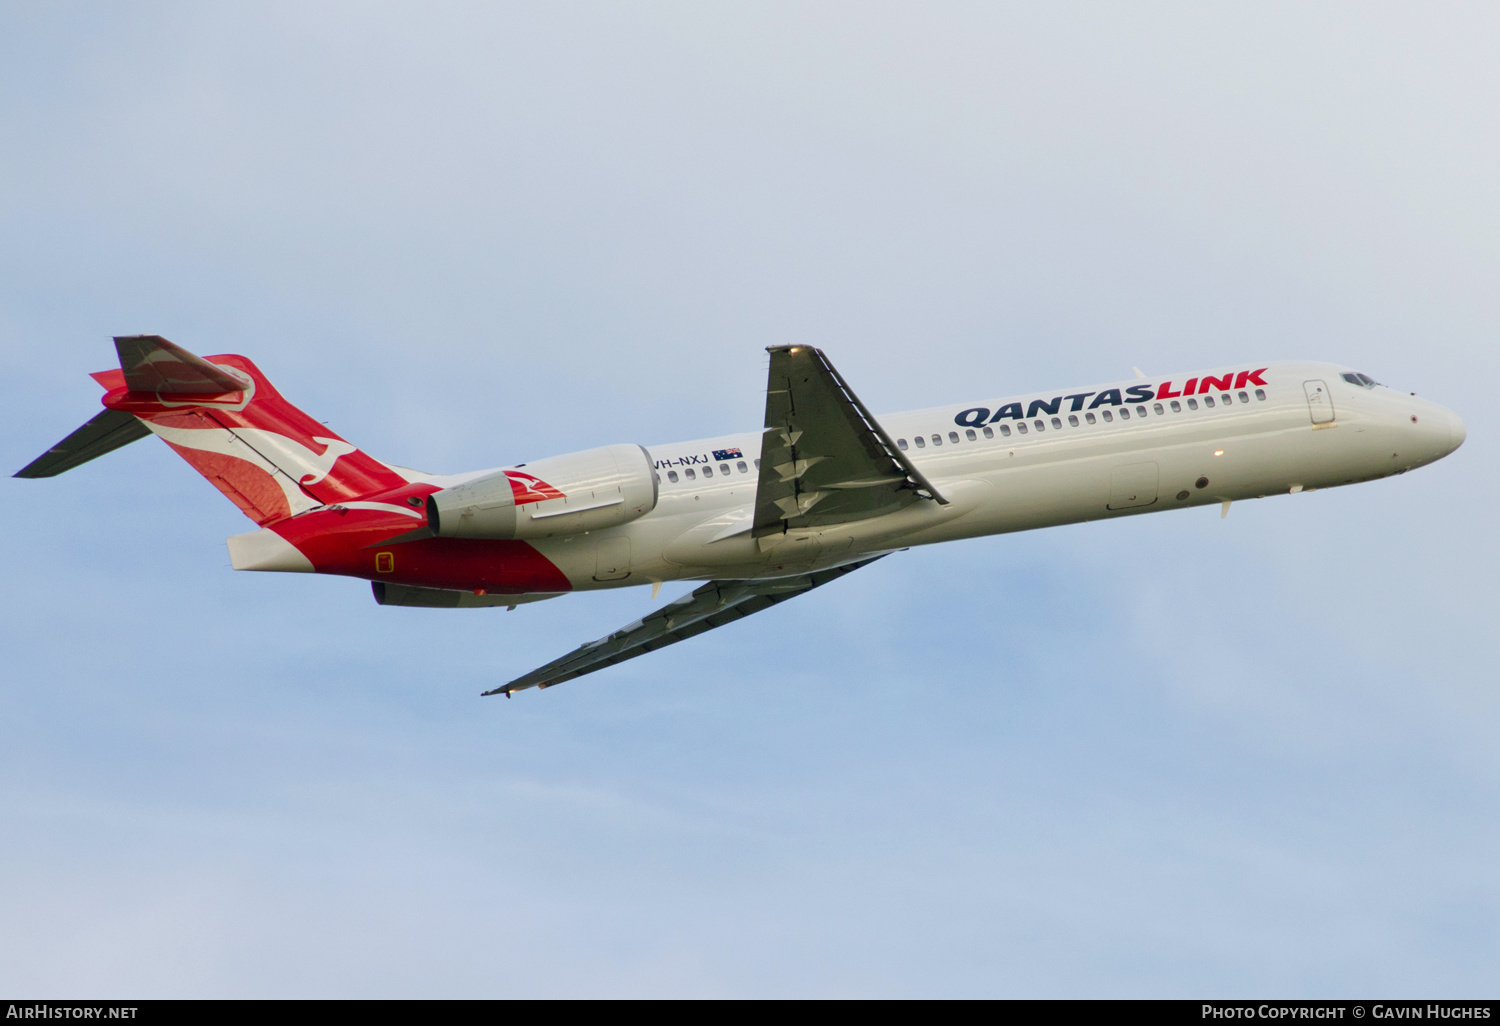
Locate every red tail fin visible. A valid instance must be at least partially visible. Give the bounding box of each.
[97,336,408,525]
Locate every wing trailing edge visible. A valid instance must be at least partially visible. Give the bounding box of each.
[486,557,883,696]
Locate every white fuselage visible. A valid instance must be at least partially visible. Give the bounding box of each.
[514,361,1464,590]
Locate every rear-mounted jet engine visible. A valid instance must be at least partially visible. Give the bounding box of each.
[426,443,658,540]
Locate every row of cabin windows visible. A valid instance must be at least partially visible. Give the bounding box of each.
[665,459,756,485]
[663,386,1272,483]
[894,388,1268,449]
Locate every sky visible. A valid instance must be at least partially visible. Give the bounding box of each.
[1,2,1497,997]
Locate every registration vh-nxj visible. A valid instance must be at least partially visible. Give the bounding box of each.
[18,337,1465,695]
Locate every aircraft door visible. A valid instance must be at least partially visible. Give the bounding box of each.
[1303,380,1335,424]
[1107,462,1159,510]
[593,535,631,581]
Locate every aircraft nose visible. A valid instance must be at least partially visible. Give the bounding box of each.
[1448,409,1467,452]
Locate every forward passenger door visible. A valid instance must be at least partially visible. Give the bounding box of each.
[1303,380,1335,424]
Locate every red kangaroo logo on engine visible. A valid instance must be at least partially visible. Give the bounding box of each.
[504,471,565,504]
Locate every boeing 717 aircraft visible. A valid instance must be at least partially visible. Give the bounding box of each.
[18,337,1465,695]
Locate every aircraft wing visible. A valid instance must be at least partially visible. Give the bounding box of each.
[753,345,945,539]
[485,557,882,696]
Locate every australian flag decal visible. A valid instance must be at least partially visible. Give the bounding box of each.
[712,448,743,461]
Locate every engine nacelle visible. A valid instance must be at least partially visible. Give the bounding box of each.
[427,444,659,540]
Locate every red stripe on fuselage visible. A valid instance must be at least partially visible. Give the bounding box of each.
[270,488,573,594]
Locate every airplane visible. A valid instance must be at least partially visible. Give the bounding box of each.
[17,336,1465,696]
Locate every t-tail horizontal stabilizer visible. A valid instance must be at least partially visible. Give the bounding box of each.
[486,557,884,696]
[13,334,244,479]
[114,334,246,394]
[17,334,409,525]
[14,408,151,478]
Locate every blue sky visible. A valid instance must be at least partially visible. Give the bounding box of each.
[1,2,1496,996]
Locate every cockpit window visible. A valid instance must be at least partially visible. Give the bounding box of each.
[1342,372,1379,389]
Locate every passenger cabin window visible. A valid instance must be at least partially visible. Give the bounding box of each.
[1102,410,1114,422]
[1085,412,1096,424]
[685,468,696,479]
[1255,388,1266,401]
[932,434,942,446]
[667,470,679,483]
[737,461,748,473]
[1153,403,1164,415]
[1120,407,1131,420]
[949,431,959,444]
[1221,393,1232,404]
[897,438,908,450]
[1034,420,1045,432]
[1170,400,1181,412]
[1187,398,1199,410]
[999,424,1012,436]
[1050,417,1061,429]
[965,428,977,441]
[914,436,926,448]
[1237,391,1248,404]
[720,463,730,475]
[1204,396,1216,408]
[754,459,761,468]
[1017,422,1029,434]
[982,426,994,439]
[1068,414,1079,427]
[703,466,713,478]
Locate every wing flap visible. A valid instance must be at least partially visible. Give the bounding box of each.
[486,557,881,695]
